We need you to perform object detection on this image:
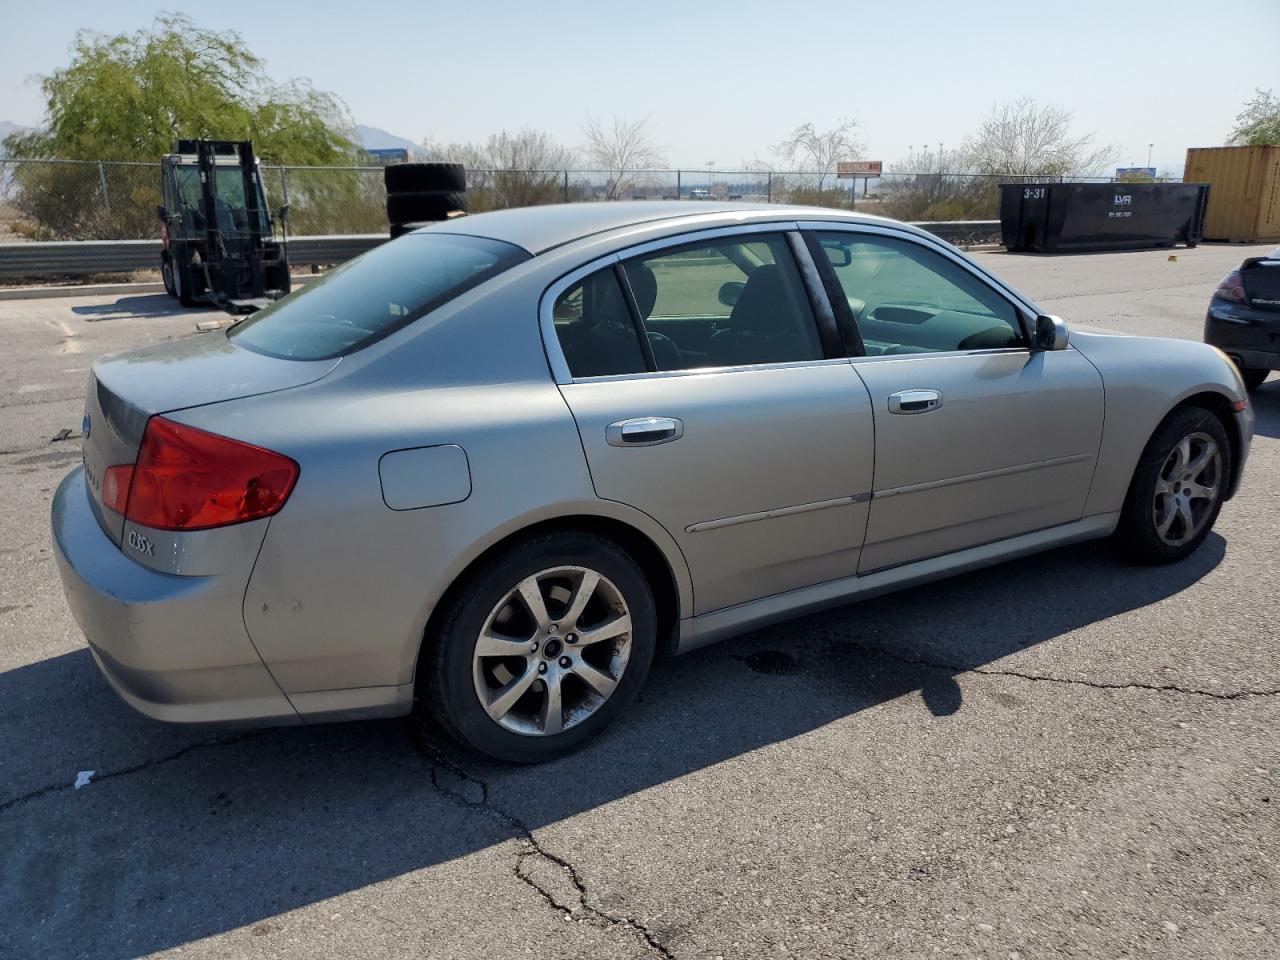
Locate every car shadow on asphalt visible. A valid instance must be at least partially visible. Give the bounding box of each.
[1248,380,1280,439]
[0,535,1225,959]
[69,294,210,321]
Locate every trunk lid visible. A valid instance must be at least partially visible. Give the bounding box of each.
[1241,256,1280,310]
[82,334,338,543]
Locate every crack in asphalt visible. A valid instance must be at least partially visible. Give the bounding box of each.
[415,737,675,960]
[834,637,1280,701]
[0,730,269,815]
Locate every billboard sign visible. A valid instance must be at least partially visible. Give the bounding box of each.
[837,160,883,178]
[1115,167,1157,180]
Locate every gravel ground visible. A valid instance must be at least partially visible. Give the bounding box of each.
[1,242,1277,960]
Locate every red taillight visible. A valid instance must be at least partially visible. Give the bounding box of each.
[108,417,298,531]
[1215,269,1248,304]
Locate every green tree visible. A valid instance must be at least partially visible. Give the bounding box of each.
[1229,89,1280,146]
[3,14,358,240]
[4,14,354,163]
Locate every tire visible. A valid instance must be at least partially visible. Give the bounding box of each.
[418,530,657,763]
[161,259,175,297]
[1114,406,1232,564]
[384,162,466,194]
[171,258,199,308]
[386,191,467,224]
[1239,366,1269,391]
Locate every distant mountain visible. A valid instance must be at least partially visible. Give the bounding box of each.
[356,124,422,157]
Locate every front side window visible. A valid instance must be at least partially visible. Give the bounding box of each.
[229,233,529,360]
[622,234,823,371]
[816,232,1025,355]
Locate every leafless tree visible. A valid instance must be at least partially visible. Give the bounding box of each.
[581,114,666,200]
[423,129,577,210]
[881,147,997,220]
[771,119,866,190]
[963,98,1117,179]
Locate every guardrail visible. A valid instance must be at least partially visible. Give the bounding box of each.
[0,221,1001,281]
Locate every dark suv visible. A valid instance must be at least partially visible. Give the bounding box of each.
[1205,247,1280,390]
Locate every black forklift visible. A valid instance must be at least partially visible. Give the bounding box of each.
[157,139,291,312]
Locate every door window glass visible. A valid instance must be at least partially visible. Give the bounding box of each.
[816,233,1024,355]
[552,269,648,378]
[622,234,823,370]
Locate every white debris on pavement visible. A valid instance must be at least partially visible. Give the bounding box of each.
[73,770,95,790]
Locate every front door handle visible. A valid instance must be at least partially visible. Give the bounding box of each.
[888,389,942,415]
[606,417,684,447]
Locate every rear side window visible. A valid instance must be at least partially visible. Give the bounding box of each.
[552,269,648,378]
[228,233,529,360]
[623,234,823,371]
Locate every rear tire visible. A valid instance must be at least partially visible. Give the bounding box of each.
[1113,407,1231,564]
[161,260,175,297]
[1239,366,1269,391]
[384,162,467,194]
[418,531,657,763]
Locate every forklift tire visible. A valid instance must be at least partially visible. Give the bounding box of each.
[172,261,199,308]
[161,260,176,298]
[384,162,466,194]
[386,191,468,224]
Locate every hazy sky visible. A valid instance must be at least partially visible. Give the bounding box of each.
[2,0,1277,172]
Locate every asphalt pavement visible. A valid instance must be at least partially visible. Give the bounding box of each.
[1,243,1278,960]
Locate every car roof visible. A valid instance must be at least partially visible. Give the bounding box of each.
[413,201,903,254]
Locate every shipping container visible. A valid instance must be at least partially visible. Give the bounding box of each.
[999,182,1209,253]
[1185,146,1280,243]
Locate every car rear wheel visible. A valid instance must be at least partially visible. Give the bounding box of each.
[419,531,656,763]
[1239,366,1269,391]
[1114,407,1231,564]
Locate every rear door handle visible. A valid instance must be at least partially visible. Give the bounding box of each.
[606,417,684,447]
[888,389,942,415]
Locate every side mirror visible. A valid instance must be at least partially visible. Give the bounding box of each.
[1033,314,1070,351]
[718,281,744,308]
[823,244,852,268]
[156,205,169,221]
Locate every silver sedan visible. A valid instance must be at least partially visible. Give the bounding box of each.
[52,202,1254,762]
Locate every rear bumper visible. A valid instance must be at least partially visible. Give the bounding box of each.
[1205,301,1280,370]
[51,467,300,726]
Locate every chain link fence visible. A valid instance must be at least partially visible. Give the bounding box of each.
[0,158,1180,242]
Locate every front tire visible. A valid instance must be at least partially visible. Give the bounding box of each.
[418,531,657,763]
[1114,407,1231,564]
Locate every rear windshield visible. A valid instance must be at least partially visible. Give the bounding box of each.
[228,233,530,360]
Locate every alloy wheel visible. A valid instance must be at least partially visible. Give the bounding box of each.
[1152,431,1221,547]
[471,566,633,736]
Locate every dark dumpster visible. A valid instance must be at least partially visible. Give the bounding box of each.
[1000,182,1210,252]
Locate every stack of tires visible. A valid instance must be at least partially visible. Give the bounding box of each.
[385,162,468,239]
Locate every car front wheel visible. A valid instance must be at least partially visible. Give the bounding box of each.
[1115,407,1231,564]
[419,531,657,763]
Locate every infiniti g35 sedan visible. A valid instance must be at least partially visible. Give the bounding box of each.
[53,202,1254,763]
